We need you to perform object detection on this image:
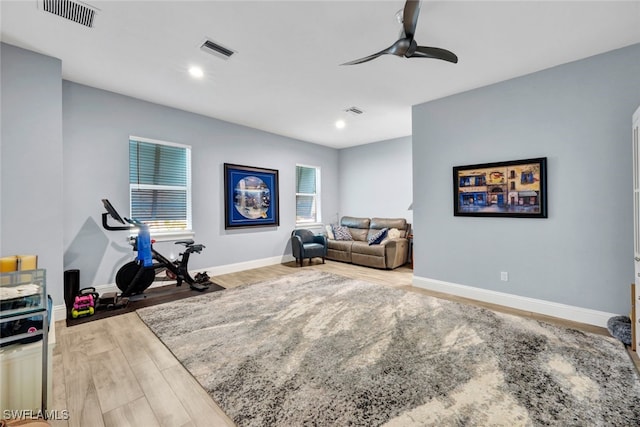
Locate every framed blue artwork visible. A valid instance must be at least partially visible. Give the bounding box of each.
[224,163,280,229]
[453,157,547,218]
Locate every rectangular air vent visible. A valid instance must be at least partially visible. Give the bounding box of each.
[200,38,235,60]
[40,0,98,28]
[345,107,365,115]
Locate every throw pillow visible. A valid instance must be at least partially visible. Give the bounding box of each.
[325,224,335,240]
[387,228,401,239]
[381,228,401,244]
[368,228,388,245]
[333,225,353,241]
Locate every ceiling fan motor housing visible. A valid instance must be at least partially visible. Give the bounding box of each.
[405,39,419,57]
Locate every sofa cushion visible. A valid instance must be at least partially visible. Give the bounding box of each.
[341,216,370,229]
[327,239,353,250]
[347,228,367,241]
[351,241,385,256]
[370,218,408,237]
[327,247,351,263]
[333,225,353,241]
[368,228,388,245]
[341,216,370,241]
[327,239,353,263]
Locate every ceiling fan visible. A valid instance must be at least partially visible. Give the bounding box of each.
[341,0,458,65]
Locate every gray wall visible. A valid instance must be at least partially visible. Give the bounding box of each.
[338,136,413,224]
[412,43,640,314]
[0,42,340,305]
[63,82,339,289]
[1,43,64,303]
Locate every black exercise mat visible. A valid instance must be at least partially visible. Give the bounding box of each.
[66,281,225,327]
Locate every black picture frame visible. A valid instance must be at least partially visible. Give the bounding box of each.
[224,163,280,229]
[453,157,547,218]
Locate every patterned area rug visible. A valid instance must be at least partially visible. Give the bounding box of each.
[137,271,640,426]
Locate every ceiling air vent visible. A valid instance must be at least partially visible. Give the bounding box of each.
[200,38,235,60]
[345,107,365,115]
[40,0,98,28]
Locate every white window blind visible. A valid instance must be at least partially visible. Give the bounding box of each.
[129,137,192,235]
[296,165,320,224]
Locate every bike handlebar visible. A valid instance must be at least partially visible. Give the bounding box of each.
[101,199,148,231]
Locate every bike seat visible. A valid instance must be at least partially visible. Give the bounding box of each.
[175,239,195,246]
[185,244,205,253]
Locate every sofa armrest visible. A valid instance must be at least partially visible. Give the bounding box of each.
[382,238,409,269]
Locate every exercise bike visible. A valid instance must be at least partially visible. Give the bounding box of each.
[101,199,210,298]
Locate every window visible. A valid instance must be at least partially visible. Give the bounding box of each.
[296,165,321,224]
[129,136,192,237]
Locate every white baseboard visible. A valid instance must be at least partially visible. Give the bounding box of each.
[193,254,296,277]
[53,255,296,322]
[53,304,67,323]
[412,276,616,328]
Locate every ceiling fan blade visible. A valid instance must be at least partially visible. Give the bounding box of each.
[340,43,399,65]
[340,52,385,66]
[411,46,458,63]
[403,0,421,39]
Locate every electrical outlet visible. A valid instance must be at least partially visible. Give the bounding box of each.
[500,272,508,281]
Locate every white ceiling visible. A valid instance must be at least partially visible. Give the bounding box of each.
[2,1,640,148]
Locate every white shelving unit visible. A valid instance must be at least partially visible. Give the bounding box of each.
[0,269,50,413]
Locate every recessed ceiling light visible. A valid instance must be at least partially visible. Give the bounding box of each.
[335,120,346,129]
[189,66,204,79]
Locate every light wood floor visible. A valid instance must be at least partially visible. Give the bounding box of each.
[48,260,639,427]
